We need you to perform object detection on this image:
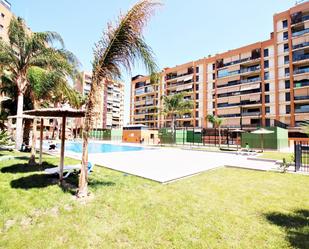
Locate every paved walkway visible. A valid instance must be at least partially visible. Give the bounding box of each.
[75,148,278,183]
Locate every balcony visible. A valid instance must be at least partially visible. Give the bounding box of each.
[294,95,309,101]
[293,42,309,50]
[293,54,309,62]
[294,80,309,88]
[294,67,309,75]
[241,112,261,117]
[292,28,309,37]
[240,66,261,74]
[292,14,309,25]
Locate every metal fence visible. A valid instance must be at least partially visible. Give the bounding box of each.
[294,141,309,172]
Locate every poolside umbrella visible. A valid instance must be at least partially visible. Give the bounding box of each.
[250,128,274,152]
[231,129,246,150]
[23,108,85,181]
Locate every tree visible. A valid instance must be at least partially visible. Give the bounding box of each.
[0,16,77,150]
[77,0,161,197]
[161,93,194,134]
[26,67,84,165]
[206,114,224,148]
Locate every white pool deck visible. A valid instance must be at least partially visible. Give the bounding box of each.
[59,146,278,183]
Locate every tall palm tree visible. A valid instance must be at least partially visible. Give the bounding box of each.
[77,0,161,197]
[0,16,78,150]
[161,93,194,134]
[206,114,224,148]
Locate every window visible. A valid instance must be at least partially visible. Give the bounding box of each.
[264,60,269,68]
[283,31,289,40]
[195,93,199,99]
[195,75,199,82]
[265,83,269,92]
[213,102,216,108]
[212,83,216,89]
[285,92,291,101]
[284,55,289,64]
[264,71,270,80]
[285,80,290,89]
[0,13,4,18]
[265,107,270,113]
[195,84,199,91]
[212,63,215,70]
[264,48,269,57]
[265,95,270,103]
[196,67,199,73]
[284,43,289,52]
[195,111,199,117]
[286,105,291,114]
[282,20,288,28]
[212,73,216,79]
[285,68,290,76]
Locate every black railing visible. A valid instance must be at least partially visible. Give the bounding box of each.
[294,141,309,172]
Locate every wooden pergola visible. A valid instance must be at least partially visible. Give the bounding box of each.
[23,108,85,180]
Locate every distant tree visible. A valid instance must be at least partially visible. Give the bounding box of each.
[161,93,194,134]
[206,114,224,148]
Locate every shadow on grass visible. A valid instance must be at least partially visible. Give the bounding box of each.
[1,161,56,173]
[265,209,309,249]
[10,172,116,195]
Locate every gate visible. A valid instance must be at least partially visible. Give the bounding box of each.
[294,141,309,172]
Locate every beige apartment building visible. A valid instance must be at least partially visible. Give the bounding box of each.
[75,72,124,129]
[130,1,309,136]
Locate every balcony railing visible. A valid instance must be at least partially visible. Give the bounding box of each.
[293,41,309,50]
[240,66,261,74]
[294,95,309,100]
[294,81,309,88]
[216,77,261,89]
[241,112,261,117]
[293,54,309,61]
[292,28,309,37]
[217,56,261,69]
[294,67,309,75]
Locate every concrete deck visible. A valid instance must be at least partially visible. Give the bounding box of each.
[63,148,278,183]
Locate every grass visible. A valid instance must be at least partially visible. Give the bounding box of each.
[1,150,309,248]
[258,151,293,161]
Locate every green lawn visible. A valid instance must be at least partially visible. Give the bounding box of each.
[1,151,309,249]
[258,151,293,161]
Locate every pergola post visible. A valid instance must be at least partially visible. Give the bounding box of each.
[59,116,66,181]
[39,118,43,165]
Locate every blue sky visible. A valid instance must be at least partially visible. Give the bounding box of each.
[10,0,296,123]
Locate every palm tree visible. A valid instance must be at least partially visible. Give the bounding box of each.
[0,16,78,150]
[161,93,194,134]
[77,0,161,197]
[26,66,84,165]
[206,114,224,148]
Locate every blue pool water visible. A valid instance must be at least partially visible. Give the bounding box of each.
[64,142,145,154]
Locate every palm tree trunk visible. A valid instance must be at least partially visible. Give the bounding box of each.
[29,118,37,165]
[23,119,31,145]
[171,114,175,143]
[78,121,89,197]
[15,92,24,150]
[218,126,221,148]
[77,77,102,197]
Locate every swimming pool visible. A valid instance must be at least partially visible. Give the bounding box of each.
[64,142,145,154]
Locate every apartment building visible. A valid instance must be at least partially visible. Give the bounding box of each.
[75,72,124,129]
[130,1,309,135]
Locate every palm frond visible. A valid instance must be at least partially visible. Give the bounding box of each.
[92,0,161,81]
